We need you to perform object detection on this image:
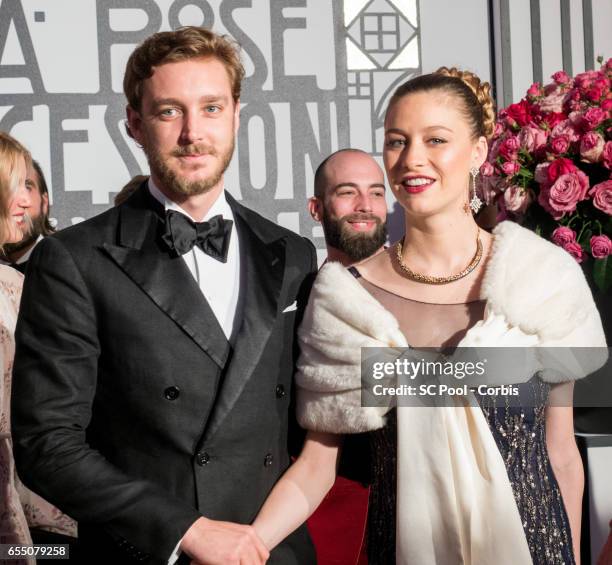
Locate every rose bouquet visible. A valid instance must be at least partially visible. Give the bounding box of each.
[481,57,612,293]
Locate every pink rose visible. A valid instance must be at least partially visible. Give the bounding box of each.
[493,122,504,138]
[480,161,495,176]
[550,135,570,154]
[552,71,571,85]
[574,70,600,90]
[503,185,532,214]
[551,226,577,247]
[583,107,606,129]
[547,157,577,183]
[499,136,521,160]
[538,186,564,220]
[590,235,612,259]
[539,87,567,113]
[580,132,605,163]
[501,161,521,176]
[527,82,543,98]
[548,171,589,213]
[563,240,586,263]
[589,180,612,214]
[586,86,605,102]
[603,141,612,170]
[551,120,580,142]
[519,125,548,152]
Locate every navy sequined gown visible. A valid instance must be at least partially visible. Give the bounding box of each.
[352,270,575,565]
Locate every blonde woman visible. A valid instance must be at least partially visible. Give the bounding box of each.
[252,69,606,564]
[0,132,75,560]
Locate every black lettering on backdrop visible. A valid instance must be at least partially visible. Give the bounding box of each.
[238,102,277,201]
[220,0,268,93]
[168,1,215,30]
[269,0,318,92]
[0,0,44,92]
[289,101,333,198]
[96,0,163,95]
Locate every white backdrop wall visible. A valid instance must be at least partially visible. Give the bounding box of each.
[0,0,610,255]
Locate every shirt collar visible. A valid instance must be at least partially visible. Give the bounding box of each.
[147,177,232,223]
[0,235,44,266]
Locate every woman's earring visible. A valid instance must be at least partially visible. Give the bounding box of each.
[468,167,482,214]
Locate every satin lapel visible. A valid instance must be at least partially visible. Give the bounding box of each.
[101,187,230,369]
[202,204,286,441]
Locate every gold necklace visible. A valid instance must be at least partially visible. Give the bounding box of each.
[395,231,483,285]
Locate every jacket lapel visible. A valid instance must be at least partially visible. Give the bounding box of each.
[202,194,286,441]
[102,186,230,369]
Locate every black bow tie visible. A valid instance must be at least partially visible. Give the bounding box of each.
[162,210,233,262]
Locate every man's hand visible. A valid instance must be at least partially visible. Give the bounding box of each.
[181,516,270,565]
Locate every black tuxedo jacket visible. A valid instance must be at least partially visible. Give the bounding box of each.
[12,186,317,564]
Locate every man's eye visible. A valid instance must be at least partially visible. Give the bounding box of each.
[205,106,220,113]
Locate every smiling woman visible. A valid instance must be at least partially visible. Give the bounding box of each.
[250,66,607,565]
[0,132,31,248]
[0,131,77,555]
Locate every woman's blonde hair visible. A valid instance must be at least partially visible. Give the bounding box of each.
[387,66,496,140]
[0,131,32,246]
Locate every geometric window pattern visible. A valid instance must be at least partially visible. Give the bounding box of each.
[344,0,420,154]
[346,0,417,68]
[363,14,400,52]
[348,71,372,97]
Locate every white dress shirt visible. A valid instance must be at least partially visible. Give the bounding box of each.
[148,179,241,341]
[149,179,243,565]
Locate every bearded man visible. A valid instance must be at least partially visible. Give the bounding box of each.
[0,159,55,273]
[306,149,387,565]
[309,149,387,266]
[12,27,316,565]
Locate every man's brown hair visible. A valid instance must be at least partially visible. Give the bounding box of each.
[123,26,244,113]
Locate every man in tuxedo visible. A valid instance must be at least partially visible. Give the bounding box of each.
[0,159,54,273]
[309,149,387,265]
[12,27,316,565]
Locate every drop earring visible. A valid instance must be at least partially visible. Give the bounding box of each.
[468,167,482,214]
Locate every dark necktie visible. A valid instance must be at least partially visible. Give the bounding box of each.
[162,209,233,263]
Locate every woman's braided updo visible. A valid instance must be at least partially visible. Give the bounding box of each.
[387,66,496,141]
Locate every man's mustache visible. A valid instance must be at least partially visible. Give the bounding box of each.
[172,144,217,157]
[340,213,383,225]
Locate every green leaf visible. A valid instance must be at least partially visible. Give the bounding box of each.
[593,256,612,293]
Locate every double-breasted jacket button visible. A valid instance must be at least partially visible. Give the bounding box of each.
[196,452,210,466]
[275,384,286,399]
[164,386,180,400]
[264,453,273,467]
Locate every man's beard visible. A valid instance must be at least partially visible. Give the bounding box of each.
[322,211,387,262]
[2,213,44,255]
[145,139,234,197]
